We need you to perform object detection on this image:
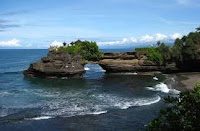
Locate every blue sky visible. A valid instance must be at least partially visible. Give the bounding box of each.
[0,0,199,49]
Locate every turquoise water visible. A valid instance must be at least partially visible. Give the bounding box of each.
[0,49,173,131]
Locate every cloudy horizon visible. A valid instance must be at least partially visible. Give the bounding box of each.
[0,0,199,49]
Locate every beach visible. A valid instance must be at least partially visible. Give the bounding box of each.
[172,72,200,90]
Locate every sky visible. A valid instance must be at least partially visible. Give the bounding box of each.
[0,0,199,49]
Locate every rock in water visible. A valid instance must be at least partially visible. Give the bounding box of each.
[23,52,85,78]
[98,52,179,73]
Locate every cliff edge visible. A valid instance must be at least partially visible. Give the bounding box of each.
[23,51,85,78]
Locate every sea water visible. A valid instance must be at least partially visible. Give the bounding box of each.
[0,49,178,131]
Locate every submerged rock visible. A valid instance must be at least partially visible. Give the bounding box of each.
[24,52,85,78]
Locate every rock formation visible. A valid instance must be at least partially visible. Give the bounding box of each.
[98,52,178,73]
[24,51,85,78]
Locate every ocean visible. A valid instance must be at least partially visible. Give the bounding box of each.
[0,49,179,131]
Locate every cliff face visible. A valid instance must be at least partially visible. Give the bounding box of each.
[23,52,85,78]
[98,52,178,73]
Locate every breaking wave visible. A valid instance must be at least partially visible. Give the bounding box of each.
[84,67,90,71]
[4,90,160,118]
[94,93,161,110]
[153,76,158,81]
[0,88,161,119]
[30,116,53,120]
[84,64,106,73]
[89,111,107,115]
[146,82,180,94]
[0,91,12,97]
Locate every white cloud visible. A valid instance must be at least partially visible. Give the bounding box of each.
[155,33,168,41]
[0,38,21,47]
[97,40,121,46]
[130,37,137,43]
[96,33,183,47]
[139,35,154,43]
[97,37,137,46]
[50,40,63,47]
[122,38,129,43]
[170,33,182,40]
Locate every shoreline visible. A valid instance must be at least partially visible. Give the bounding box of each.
[107,71,200,90]
[168,72,200,90]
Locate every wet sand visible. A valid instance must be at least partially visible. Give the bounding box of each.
[174,72,200,90]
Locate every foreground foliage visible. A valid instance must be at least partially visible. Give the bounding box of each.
[55,40,102,61]
[148,84,200,131]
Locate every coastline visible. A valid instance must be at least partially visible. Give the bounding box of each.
[168,72,200,90]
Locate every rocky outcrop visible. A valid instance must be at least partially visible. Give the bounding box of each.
[24,52,85,78]
[98,52,178,73]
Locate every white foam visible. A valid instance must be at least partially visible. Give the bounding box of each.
[0,110,8,117]
[84,64,106,72]
[61,77,68,79]
[138,96,161,106]
[31,116,53,120]
[154,83,170,93]
[147,83,169,93]
[0,91,11,97]
[95,93,161,110]
[90,111,107,115]
[114,102,132,109]
[84,67,90,71]
[172,77,176,82]
[169,89,180,94]
[9,87,163,119]
[146,83,180,94]
[100,69,106,72]
[133,72,138,75]
[114,96,161,109]
[153,76,158,81]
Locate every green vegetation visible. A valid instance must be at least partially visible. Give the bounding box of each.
[135,27,200,67]
[135,47,163,65]
[157,42,171,65]
[171,28,200,67]
[54,40,102,61]
[148,84,200,131]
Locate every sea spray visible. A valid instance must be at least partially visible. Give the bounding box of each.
[31,116,53,120]
[153,76,158,81]
[84,67,90,71]
[147,82,180,94]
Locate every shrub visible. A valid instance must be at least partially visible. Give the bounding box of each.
[148,48,163,65]
[56,40,102,61]
[157,42,171,65]
[135,47,163,65]
[148,84,200,131]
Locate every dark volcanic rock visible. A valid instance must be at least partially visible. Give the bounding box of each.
[24,52,85,78]
[98,52,179,73]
